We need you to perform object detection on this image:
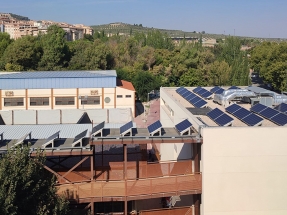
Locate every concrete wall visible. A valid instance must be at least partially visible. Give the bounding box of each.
[201,126,287,215]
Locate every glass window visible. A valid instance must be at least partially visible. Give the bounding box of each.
[80,96,100,105]
[55,97,75,105]
[4,98,24,106]
[30,97,49,106]
[117,95,123,98]
[125,95,132,98]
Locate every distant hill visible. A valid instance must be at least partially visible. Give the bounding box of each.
[9,13,30,21]
[91,22,287,42]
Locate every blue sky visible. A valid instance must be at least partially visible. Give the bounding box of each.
[2,0,287,38]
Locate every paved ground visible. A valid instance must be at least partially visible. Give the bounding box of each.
[134,98,160,128]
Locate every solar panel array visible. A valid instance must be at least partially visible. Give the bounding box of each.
[176,87,207,108]
[274,103,287,114]
[193,87,213,99]
[206,108,234,126]
[175,119,192,135]
[250,103,287,126]
[92,121,105,136]
[147,120,162,136]
[210,86,224,94]
[72,129,88,147]
[226,104,263,126]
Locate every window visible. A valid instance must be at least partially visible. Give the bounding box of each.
[4,98,24,106]
[125,95,132,98]
[55,97,75,105]
[80,96,100,105]
[30,97,49,106]
[117,95,123,98]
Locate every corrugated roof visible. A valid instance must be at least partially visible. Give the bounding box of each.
[0,70,117,79]
[117,79,136,91]
[0,123,135,139]
[0,70,117,89]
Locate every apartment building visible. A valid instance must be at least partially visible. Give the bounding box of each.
[0,13,93,40]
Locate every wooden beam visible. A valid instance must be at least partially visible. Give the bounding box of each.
[25,89,28,110]
[193,144,199,173]
[62,156,89,179]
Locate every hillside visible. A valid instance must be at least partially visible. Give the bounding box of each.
[91,22,286,42]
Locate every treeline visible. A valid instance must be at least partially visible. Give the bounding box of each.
[249,41,287,92]
[0,25,250,101]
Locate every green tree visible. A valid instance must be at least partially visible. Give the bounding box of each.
[38,25,70,70]
[2,35,41,71]
[0,32,13,70]
[0,146,69,215]
[133,71,160,101]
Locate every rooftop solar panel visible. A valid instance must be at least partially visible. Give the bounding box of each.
[72,129,88,147]
[233,108,251,119]
[176,87,184,93]
[196,88,206,94]
[274,103,287,113]
[193,87,202,93]
[250,103,268,113]
[259,108,279,119]
[241,114,263,126]
[92,121,105,136]
[175,119,192,135]
[190,96,201,104]
[207,108,224,119]
[120,121,133,136]
[270,113,287,126]
[215,88,224,94]
[201,91,213,98]
[226,104,241,114]
[193,99,207,108]
[147,120,162,136]
[210,86,221,93]
[214,114,234,126]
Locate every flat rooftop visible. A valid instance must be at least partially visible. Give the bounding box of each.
[164,86,279,127]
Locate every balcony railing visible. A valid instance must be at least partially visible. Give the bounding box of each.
[57,174,201,202]
[55,160,194,183]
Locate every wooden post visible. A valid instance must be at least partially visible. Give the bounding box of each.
[0,89,2,110]
[102,88,104,109]
[25,89,28,110]
[193,144,199,173]
[194,194,200,215]
[91,146,94,181]
[76,88,79,109]
[124,144,128,215]
[51,88,54,109]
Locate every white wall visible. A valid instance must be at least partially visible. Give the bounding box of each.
[201,126,287,215]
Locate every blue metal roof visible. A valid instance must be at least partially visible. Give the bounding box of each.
[0,70,117,89]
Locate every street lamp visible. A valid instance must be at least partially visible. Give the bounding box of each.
[79,95,88,109]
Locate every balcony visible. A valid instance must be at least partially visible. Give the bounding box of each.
[56,160,201,203]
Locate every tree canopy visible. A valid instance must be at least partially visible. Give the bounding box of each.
[0,146,69,215]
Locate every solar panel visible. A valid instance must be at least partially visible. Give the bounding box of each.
[147,120,162,136]
[196,88,206,94]
[210,86,221,93]
[181,90,190,97]
[241,114,263,126]
[229,86,240,90]
[214,114,234,126]
[193,99,207,108]
[274,103,287,113]
[250,103,268,113]
[226,104,241,114]
[176,87,184,93]
[42,131,60,148]
[207,108,224,119]
[72,129,88,147]
[215,88,224,94]
[201,91,213,98]
[13,132,32,147]
[233,108,251,119]
[190,96,201,104]
[175,119,192,135]
[259,108,278,119]
[92,121,105,136]
[270,113,287,126]
[193,87,202,93]
[182,91,192,99]
[120,121,133,136]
